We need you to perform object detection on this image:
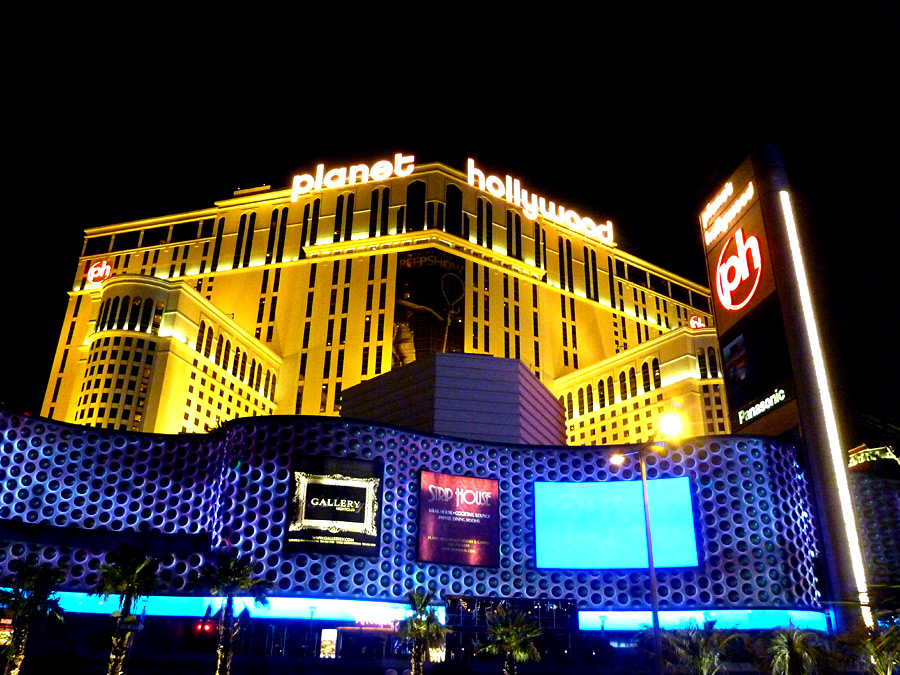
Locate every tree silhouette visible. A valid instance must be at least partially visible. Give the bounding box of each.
[397,588,451,675]
[0,561,65,675]
[660,623,744,675]
[767,625,826,675]
[193,551,272,675]
[479,602,542,675]
[91,545,161,675]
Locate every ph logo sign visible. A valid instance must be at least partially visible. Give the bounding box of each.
[87,260,112,284]
[715,228,761,311]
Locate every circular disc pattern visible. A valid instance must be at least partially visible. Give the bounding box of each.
[0,410,822,610]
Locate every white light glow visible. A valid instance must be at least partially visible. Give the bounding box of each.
[467,159,614,245]
[700,182,734,228]
[705,182,754,245]
[291,154,415,201]
[780,191,872,627]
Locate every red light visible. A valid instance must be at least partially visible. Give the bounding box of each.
[715,228,762,312]
[203,624,212,632]
[87,260,112,284]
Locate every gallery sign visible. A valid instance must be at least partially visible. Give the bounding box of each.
[286,457,383,556]
[418,471,499,567]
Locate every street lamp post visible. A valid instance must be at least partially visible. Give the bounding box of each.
[611,413,682,675]
[638,443,663,675]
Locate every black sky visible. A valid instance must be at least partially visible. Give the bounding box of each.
[3,10,897,447]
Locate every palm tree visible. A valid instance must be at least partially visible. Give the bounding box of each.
[660,624,743,675]
[860,624,900,675]
[767,625,826,675]
[479,602,542,675]
[193,551,272,675]
[91,545,162,675]
[0,561,65,675]
[397,588,451,675]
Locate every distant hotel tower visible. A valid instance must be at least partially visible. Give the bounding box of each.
[42,155,727,442]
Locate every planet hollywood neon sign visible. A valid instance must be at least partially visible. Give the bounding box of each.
[288,153,615,246]
[87,260,112,284]
[291,153,416,201]
[468,159,614,245]
[715,228,762,311]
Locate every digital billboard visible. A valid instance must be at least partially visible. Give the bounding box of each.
[534,478,698,569]
[393,248,465,368]
[418,471,499,567]
[286,457,383,556]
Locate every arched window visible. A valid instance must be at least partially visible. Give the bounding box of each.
[406,180,426,232]
[239,353,247,381]
[127,296,141,330]
[222,340,231,372]
[242,212,256,268]
[232,347,241,377]
[597,382,606,408]
[558,395,565,411]
[566,392,574,419]
[254,363,262,390]
[139,298,153,332]
[697,349,708,379]
[270,374,276,401]
[642,362,651,392]
[264,371,271,399]
[204,328,213,358]
[215,336,224,365]
[629,368,637,398]
[707,347,719,378]
[607,377,615,405]
[586,384,594,412]
[152,302,164,335]
[250,358,257,387]
[97,298,111,331]
[445,184,462,237]
[578,388,585,416]
[233,215,246,269]
[619,372,628,400]
[653,358,661,389]
[197,321,206,352]
[116,295,130,329]
[333,194,345,242]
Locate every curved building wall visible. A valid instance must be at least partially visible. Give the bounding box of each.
[0,407,821,612]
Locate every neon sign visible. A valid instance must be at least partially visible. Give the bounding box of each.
[291,153,415,201]
[688,315,707,329]
[467,159,614,245]
[704,182,754,246]
[87,260,112,284]
[715,228,761,311]
[700,182,733,228]
[737,388,786,424]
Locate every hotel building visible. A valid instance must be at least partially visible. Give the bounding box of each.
[41,155,727,442]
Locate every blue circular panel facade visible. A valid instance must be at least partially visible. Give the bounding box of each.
[0,410,821,611]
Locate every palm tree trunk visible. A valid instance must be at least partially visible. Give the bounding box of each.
[4,623,28,675]
[107,594,135,675]
[503,653,515,675]
[216,596,235,675]
[107,629,133,675]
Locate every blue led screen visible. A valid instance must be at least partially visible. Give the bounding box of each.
[534,477,699,569]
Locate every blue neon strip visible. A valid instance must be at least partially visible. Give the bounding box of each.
[578,608,829,632]
[54,592,445,624]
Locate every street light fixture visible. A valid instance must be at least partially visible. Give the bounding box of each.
[610,413,683,675]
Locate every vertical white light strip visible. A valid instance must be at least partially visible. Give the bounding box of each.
[779,191,873,627]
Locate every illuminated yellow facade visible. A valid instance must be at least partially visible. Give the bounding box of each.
[42,159,727,441]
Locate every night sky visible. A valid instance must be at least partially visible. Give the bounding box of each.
[3,10,896,447]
